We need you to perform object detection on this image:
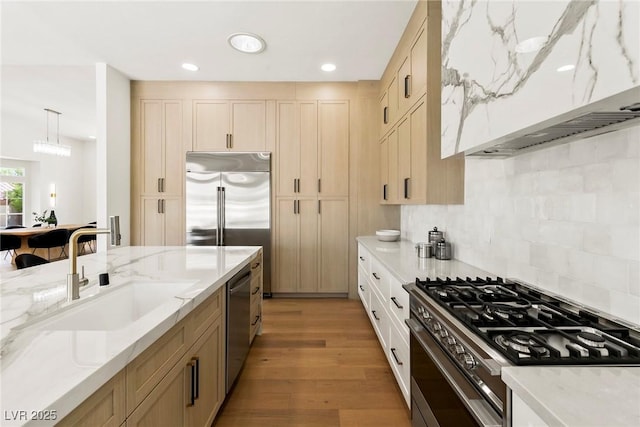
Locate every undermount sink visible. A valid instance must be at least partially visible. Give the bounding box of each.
[24,280,198,331]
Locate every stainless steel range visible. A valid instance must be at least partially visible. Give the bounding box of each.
[404,277,640,427]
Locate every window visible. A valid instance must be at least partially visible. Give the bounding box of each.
[0,167,25,227]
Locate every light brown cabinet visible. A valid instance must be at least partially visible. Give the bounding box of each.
[132,99,186,245]
[193,100,266,151]
[318,101,349,197]
[378,1,464,206]
[250,250,263,343]
[318,198,349,293]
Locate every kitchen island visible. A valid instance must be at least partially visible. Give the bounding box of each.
[0,245,260,426]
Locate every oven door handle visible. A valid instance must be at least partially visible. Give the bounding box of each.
[406,318,503,427]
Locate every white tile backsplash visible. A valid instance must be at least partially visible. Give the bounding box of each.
[402,126,640,325]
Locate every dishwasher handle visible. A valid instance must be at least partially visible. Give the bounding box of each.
[228,265,252,294]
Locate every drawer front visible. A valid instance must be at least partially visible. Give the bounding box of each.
[388,324,410,407]
[250,297,261,343]
[369,257,389,302]
[189,288,223,342]
[369,288,389,351]
[388,277,410,336]
[357,268,369,310]
[126,320,189,414]
[357,244,370,275]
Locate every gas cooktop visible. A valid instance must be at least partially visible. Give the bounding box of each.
[415,277,640,366]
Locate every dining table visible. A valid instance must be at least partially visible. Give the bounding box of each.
[0,224,94,263]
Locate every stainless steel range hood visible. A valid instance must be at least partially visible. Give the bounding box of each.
[466,86,640,158]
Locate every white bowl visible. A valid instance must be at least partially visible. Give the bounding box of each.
[376,229,400,242]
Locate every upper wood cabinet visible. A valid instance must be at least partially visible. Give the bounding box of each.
[378,0,464,205]
[276,100,349,198]
[139,100,184,196]
[193,100,266,151]
[276,101,318,197]
[379,77,398,136]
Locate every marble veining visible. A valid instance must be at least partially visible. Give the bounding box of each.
[441,0,639,157]
[0,245,259,426]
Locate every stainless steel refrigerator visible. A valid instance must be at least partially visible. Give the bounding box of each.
[186,152,271,295]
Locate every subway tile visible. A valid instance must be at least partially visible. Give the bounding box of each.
[592,256,629,293]
[628,261,640,297]
[582,224,612,256]
[610,225,640,261]
[608,292,640,325]
[583,163,613,192]
[594,130,630,161]
[596,192,640,225]
[611,158,640,192]
[569,194,597,223]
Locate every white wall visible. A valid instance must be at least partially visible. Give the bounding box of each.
[95,64,130,248]
[0,114,96,225]
[402,126,640,325]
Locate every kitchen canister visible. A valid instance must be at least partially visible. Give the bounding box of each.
[435,239,452,260]
[428,227,444,244]
[415,242,433,258]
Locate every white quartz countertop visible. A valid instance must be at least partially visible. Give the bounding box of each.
[503,366,640,426]
[357,236,493,283]
[0,245,259,426]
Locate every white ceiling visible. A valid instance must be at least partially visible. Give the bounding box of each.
[1,1,417,142]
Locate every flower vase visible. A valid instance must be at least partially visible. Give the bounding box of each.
[48,210,58,227]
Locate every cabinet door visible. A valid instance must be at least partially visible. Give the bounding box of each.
[276,102,299,197]
[409,98,427,204]
[397,56,411,114]
[231,101,266,151]
[127,358,188,427]
[298,101,318,196]
[274,199,298,293]
[186,318,224,427]
[397,115,411,202]
[387,128,399,204]
[141,101,181,196]
[379,137,389,204]
[318,101,349,197]
[318,198,348,293]
[410,26,427,102]
[387,76,398,127]
[141,198,165,246]
[298,198,318,293]
[379,91,388,135]
[163,197,184,245]
[193,101,229,151]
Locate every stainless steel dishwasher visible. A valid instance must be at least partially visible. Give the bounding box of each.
[226,264,251,392]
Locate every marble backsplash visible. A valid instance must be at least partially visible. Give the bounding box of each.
[402,125,640,325]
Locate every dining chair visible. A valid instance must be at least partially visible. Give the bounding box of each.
[1,235,21,260]
[27,229,69,260]
[77,225,97,255]
[4,225,26,229]
[15,253,50,269]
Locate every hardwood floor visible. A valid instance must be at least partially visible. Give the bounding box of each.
[214,298,411,427]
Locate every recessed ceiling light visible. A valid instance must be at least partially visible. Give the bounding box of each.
[321,63,337,72]
[182,63,199,71]
[515,36,547,53]
[557,64,576,72]
[227,33,266,54]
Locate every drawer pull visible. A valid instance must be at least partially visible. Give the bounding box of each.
[391,348,403,366]
[359,285,365,291]
[372,310,380,321]
[251,315,261,326]
[359,256,365,261]
[252,262,261,269]
[372,272,380,280]
[252,286,261,296]
[391,297,403,309]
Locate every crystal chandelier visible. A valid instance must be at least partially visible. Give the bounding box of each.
[33,108,71,157]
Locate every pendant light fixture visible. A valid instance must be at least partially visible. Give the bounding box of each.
[33,108,71,157]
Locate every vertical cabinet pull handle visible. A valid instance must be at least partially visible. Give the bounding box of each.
[404,178,410,199]
[226,133,232,149]
[383,184,387,201]
[391,296,403,309]
[318,200,321,214]
[157,178,162,193]
[383,106,388,124]
[251,315,261,326]
[187,359,196,407]
[317,178,321,193]
[391,348,403,366]
[404,75,411,98]
[371,310,380,321]
[157,199,162,214]
[193,357,200,400]
[229,133,233,149]
[161,178,165,192]
[293,179,297,193]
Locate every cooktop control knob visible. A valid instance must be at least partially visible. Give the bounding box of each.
[453,344,465,354]
[462,354,477,370]
[439,329,449,339]
[444,336,456,346]
[432,323,442,333]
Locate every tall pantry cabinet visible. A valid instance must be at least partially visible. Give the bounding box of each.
[274,100,350,294]
[132,99,186,246]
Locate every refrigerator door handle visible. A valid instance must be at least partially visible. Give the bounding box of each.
[216,187,222,246]
[220,187,226,245]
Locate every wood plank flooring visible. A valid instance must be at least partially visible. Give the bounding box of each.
[214,298,411,427]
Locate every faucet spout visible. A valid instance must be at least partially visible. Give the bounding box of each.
[67,215,121,301]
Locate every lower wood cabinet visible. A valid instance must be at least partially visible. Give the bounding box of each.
[250,250,263,343]
[58,287,226,427]
[139,196,183,246]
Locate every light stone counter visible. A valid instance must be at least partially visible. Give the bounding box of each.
[357,236,493,283]
[503,366,640,427]
[0,245,260,426]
